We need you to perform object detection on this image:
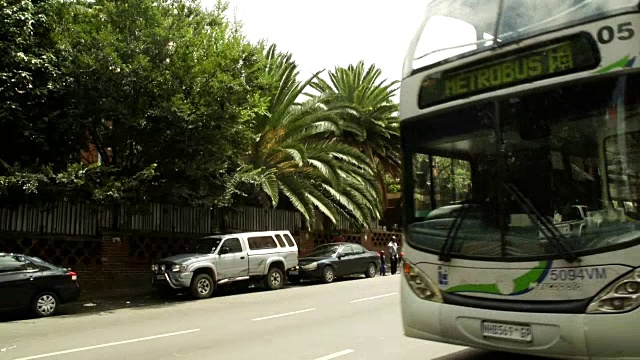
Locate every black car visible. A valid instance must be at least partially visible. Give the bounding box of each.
[0,253,80,317]
[288,242,380,284]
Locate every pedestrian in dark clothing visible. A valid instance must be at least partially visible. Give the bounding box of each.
[379,250,386,276]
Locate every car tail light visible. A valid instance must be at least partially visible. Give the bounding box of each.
[69,271,77,281]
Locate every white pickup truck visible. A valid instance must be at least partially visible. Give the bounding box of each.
[151,230,298,299]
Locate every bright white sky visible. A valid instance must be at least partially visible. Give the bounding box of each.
[202,0,427,88]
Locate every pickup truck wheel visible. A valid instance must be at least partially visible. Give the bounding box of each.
[190,273,214,299]
[365,262,377,278]
[321,266,335,283]
[265,267,284,290]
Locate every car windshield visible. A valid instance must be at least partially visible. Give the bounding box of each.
[309,245,341,257]
[404,74,640,259]
[192,237,223,254]
[409,0,639,71]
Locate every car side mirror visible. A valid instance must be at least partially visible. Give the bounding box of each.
[219,247,230,255]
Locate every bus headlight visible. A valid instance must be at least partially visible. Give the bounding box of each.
[402,259,443,303]
[586,269,640,314]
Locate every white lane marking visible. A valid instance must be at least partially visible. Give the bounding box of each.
[13,329,200,360]
[314,349,355,360]
[349,292,398,303]
[251,308,316,321]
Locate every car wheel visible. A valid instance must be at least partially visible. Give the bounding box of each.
[190,273,214,299]
[365,262,377,278]
[32,292,58,317]
[321,266,335,283]
[265,267,284,290]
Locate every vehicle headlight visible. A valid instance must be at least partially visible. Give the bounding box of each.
[171,264,188,273]
[302,262,318,271]
[402,258,443,303]
[587,269,640,314]
[151,264,158,271]
[160,264,166,271]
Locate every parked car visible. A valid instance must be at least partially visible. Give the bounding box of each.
[288,242,380,284]
[152,230,298,299]
[0,253,80,317]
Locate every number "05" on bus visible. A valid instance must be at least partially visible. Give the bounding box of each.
[597,22,635,44]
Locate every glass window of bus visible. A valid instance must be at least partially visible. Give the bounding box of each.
[497,0,640,43]
[605,131,640,219]
[410,0,639,71]
[413,0,500,69]
[405,74,640,259]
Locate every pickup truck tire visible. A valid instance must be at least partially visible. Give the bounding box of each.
[190,273,214,299]
[365,262,377,278]
[265,267,284,290]
[321,266,335,283]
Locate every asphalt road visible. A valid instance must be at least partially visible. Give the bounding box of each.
[0,275,546,360]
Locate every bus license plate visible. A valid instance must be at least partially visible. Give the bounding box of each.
[482,321,532,342]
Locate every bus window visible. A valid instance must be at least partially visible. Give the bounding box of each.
[413,154,471,218]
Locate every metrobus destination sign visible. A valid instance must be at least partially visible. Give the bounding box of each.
[418,33,600,109]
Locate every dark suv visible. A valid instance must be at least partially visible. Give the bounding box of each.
[0,253,80,317]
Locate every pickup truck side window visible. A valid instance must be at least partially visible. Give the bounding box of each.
[247,236,278,250]
[283,234,296,247]
[274,235,286,248]
[222,238,243,254]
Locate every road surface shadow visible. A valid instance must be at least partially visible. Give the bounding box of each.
[0,274,387,322]
[433,348,545,360]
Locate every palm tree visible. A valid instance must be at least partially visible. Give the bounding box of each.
[309,61,401,207]
[228,45,382,230]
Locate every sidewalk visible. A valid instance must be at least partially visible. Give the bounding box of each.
[64,288,171,315]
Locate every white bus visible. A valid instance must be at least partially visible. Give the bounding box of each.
[399,1,640,359]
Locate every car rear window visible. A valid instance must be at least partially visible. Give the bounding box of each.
[274,235,286,247]
[284,233,296,247]
[247,236,278,250]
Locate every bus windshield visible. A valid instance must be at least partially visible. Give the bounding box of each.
[404,74,640,259]
[409,0,639,72]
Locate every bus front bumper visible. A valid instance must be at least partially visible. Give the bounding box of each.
[401,277,640,360]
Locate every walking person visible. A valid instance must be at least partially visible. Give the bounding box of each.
[379,250,386,276]
[388,236,399,275]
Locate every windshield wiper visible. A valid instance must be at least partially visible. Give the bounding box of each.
[503,183,579,263]
[439,200,474,262]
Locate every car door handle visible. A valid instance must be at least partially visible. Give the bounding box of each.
[240,256,245,259]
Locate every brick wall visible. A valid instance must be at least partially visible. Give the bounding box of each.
[1,230,404,298]
[297,230,403,260]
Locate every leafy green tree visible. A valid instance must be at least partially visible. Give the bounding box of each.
[50,0,267,205]
[310,61,401,207]
[0,0,80,171]
[223,45,381,230]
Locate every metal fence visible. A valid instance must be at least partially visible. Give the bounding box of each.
[0,202,304,236]
[226,206,302,233]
